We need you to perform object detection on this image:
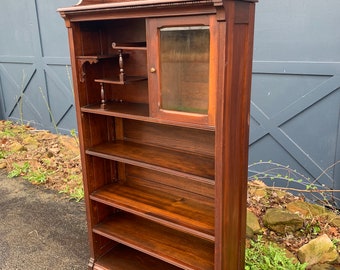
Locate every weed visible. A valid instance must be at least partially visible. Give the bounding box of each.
[248,160,340,210]
[70,129,79,146]
[0,150,8,159]
[23,169,48,184]
[19,70,27,125]
[39,87,59,134]
[41,158,52,166]
[245,236,307,270]
[59,185,84,202]
[7,162,30,178]
[332,238,340,245]
[0,127,16,138]
[69,186,84,202]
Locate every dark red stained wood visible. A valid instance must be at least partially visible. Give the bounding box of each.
[93,212,214,270]
[126,164,215,199]
[60,0,256,269]
[91,183,215,240]
[214,1,256,270]
[86,140,215,181]
[122,119,215,157]
[81,102,215,131]
[81,101,150,118]
[95,76,147,85]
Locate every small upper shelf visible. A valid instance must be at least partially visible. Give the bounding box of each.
[111,41,147,51]
[95,76,147,85]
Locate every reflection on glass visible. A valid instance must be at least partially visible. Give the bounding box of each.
[160,26,210,114]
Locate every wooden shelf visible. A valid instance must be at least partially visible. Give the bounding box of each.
[111,41,147,51]
[95,76,147,85]
[91,183,214,241]
[77,55,117,61]
[86,140,215,182]
[93,212,214,270]
[93,244,180,270]
[81,101,149,119]
[81,101,215,131]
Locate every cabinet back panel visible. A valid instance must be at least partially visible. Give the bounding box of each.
[125,164,214,200]
[106,18,146,46]
[122,50,147,77]
[122,119,215,157]
[79,19,146,56]
[83,61,148,105]
[107,81,149,104]
[80,22,107,55]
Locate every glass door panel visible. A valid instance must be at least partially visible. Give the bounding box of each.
[147,15,217,126]
[159,26,210,115]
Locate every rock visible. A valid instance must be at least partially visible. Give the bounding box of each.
[327,212,340,228]
[263,208,304,234]
[297,234,339,267]
[286,201,327,218]
[310,263,340,270]
[248,180,267,198]
[246,209,261,238]
[22,136,39,150]
[8,142,25,152]
[246,225,254,239]
[287,201,340,228]
[0,160,7,169]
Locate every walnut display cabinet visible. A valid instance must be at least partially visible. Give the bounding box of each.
[59,0,257,269]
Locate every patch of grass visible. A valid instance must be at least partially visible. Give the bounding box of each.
[245,236,307,270]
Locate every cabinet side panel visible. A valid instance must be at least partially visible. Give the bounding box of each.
[215,2,255,270]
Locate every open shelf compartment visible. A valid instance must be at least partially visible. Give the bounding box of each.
[93,244,180,270]
[90,182,215,241]
[81,101,149,118]
[86,140,215,183]
[93,212,214,270]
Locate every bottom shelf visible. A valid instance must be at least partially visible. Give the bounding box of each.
[93,212,214,270]
[94,244,180,270]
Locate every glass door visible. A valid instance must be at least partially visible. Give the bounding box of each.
[147,16,217,126]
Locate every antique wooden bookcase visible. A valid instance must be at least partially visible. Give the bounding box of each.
[59,0,257,269]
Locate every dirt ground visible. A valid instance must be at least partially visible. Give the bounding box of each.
[0,170,89,270]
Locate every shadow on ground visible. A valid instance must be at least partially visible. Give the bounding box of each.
[0,171,89,270]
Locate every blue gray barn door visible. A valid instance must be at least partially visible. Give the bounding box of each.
[0,0,339,203]
[0,0,78,133]
[250,0,340,206]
